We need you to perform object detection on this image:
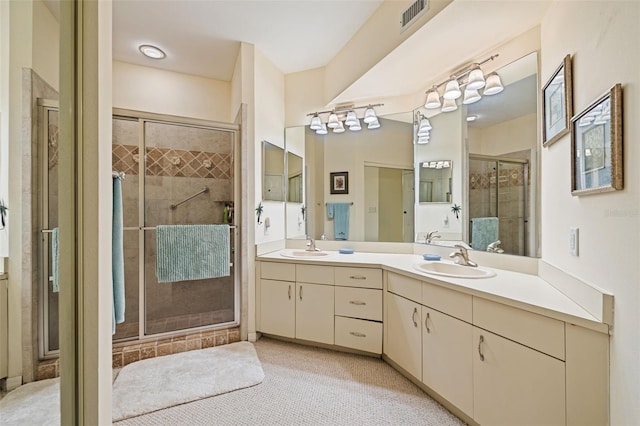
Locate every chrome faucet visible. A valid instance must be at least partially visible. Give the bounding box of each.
[487,240,504,254]
[425,230,441,244]
[305,236,319,252]
[449,244,477,267]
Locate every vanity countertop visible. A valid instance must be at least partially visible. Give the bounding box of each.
[257,249,609,333]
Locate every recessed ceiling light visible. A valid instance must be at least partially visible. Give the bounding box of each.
[466,115,479,122]
[139,44,166,59]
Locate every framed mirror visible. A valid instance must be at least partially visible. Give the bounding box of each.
[262,140,285,201]
[419,160,452,203]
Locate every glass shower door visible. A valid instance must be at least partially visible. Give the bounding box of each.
[143,120,236,335]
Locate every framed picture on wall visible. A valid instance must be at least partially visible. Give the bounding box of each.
[542,54,573,147]
[330,172,349,194]
[571,83,623,196]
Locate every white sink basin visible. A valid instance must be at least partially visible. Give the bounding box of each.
[413,261,496,279]
[280,250,329,258]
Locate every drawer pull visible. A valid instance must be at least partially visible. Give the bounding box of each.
[478,335,485,362]
[412,307,418,327]
[425,312,431,334]
[349,275,367,280]
[288,285,291,300]
[299,285,303,301]
[349,300,366,306]
[349,331,367,338]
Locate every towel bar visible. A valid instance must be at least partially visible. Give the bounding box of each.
[170,186,209,209]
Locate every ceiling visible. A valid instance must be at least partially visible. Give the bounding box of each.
[44,0,549,104]
[112,0,383,81]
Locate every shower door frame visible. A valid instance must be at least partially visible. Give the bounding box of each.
[38,99,60,359]
[39,102,241,358]
[468,154,529,256]
[115,108,241,342]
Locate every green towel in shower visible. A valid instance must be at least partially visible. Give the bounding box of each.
[113,176,126,335]
[471,217,499,251]
[156,224,230,283]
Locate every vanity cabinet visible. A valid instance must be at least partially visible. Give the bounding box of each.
[422,307,474,417]
[257,261,382,353]
[472,328,565,426]
[295,282,334,345]
[385,271,570,425]
[385,291,422,379]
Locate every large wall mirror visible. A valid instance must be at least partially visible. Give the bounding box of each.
[284,51,539,257]
[415,51,539,257]
[262,140,285,201]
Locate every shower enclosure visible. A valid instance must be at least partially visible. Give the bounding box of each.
[468,154,529,256]
[39,101,239,357]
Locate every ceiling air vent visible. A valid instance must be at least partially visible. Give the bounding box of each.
[400,0,428,33]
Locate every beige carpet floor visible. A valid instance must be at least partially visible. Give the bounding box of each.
[115,337,466,425]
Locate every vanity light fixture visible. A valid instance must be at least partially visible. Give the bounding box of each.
[139,44,166,59]
[414,111,432,142]
[423,54,502,113]
[306,103,384,135]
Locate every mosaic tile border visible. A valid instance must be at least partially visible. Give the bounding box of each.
[469,168,527,190]
[112,145,233,179]
[36,327,240,380]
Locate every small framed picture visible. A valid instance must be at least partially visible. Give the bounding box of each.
[330,171,349,195]
[542,54,573,147]
[571,83,623,196]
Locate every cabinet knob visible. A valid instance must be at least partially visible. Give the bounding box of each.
[478,335,485,362]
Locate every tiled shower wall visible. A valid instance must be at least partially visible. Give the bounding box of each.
[112,118,236,339]
[468,150,530,256]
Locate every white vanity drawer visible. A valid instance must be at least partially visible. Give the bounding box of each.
[387,272,421,303]
[335,316,382,354]
[335,267,382,289]
[335,287,382,321]
[260,262,295,282]
[473,297,565,360]
[422,282,472,323]
[296,264,334,285]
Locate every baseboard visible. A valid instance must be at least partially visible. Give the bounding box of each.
[5,375,22,391]
[247,332,259,342]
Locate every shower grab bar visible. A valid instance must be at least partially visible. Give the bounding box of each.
[170,186,209,209]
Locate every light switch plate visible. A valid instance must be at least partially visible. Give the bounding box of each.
[569,227,579,256]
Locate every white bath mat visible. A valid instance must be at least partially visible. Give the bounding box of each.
[0,378,60,426]
[112,341,264,421]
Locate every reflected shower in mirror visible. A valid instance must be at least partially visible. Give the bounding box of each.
[419,161,452,203]
[262,140,285,201]
[287,152,303,203]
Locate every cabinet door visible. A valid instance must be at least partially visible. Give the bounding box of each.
[296,283,334,345]
[385,292,422,379]
[422,307,473,417]
[259,279,295,338]
[473,328,565,426]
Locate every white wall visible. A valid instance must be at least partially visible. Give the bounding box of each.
[540,2,639,424]
[253,48,286,244]
[469,113,537,156]
[415,108,464,241]
[112,61,231,122]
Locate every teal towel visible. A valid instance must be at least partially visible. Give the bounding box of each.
[51,227,59,293]
[156,224,230,283]
[112,177,126,334]
[327,203,350,240]
[471,217,499,251]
